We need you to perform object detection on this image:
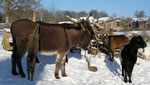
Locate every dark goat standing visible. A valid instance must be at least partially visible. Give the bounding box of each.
[119,35,147,83]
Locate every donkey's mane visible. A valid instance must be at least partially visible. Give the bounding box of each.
[37,21,81,30]
[108,35,125,37]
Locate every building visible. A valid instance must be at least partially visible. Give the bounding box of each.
[131,17,149,29]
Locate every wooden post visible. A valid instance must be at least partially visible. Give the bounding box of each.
[32,9,36,22]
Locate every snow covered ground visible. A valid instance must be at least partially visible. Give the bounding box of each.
[0,30,150,85]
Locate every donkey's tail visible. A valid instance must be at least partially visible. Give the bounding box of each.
[27,22,40,81]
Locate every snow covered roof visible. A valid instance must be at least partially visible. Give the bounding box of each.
[98,17,112,21]
[79,16,97,22]
[131,17,149,21]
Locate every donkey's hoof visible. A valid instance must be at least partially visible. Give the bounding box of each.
[12,72,19,75]
[36,60,40,63]
[89,66,97,72]
[55,74,60,79]
[62,74,67,77]
[56,76,60,79]
[21,74,26,78]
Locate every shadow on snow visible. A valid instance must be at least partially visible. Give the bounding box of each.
[104,55,123,79]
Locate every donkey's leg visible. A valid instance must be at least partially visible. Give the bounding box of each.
[61,54,67,77]
[11,38,19,75]
[27,54,36,81]
[36,56,40,63]
[11,48,18,75]
[16,55,25,77]
[54,53,65,79]
[16,47,27,77]
[111,47,115,61]
[108,48,113,61]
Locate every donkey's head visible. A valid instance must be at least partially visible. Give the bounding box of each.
[66,15,95,50]
[77,17,95,50]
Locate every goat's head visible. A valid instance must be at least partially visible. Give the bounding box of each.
[130,35,147,49]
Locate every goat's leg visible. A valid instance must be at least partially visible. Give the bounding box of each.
[124,72,127,83]
[55,53,64,79]
[61,54,67,77]
[128,72,132,83]
[124,65,128,83]
[127,65,134,83]
[121,62,124,77]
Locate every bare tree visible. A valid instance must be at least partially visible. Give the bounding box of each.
[112,13,117,18]
[89,10,99,19]
[0,0,41,27]
[134,10,145,18]
[0,12,2,22]
[99,11,109,17]
[55,10,65,22]
[77,11,88,18]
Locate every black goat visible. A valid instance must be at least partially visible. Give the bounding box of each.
[119,35,147,83]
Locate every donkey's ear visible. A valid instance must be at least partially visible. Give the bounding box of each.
[80,23,86,31]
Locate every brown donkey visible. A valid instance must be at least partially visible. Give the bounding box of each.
[104,35,129,61]
[10,18,95,80]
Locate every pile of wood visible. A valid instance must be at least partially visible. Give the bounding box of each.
[2,29,13,51]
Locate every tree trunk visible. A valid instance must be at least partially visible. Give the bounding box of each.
[5,0,10,27]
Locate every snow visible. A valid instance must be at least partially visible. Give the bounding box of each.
[79,16,97,23]
[3,28,11,32]
[0,30,150,85]
[98,17,112,21]
[131,18,149,22]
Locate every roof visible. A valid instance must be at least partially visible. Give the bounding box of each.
[131,17,149,21]
[98,17,112,21]
[79,16,97,22]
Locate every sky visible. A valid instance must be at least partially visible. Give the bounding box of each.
[41,0,150,17]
